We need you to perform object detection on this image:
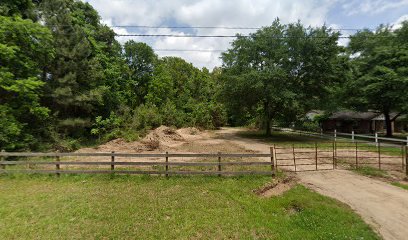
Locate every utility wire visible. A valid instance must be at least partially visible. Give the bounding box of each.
[115,34,395,39]
[154,49,223,52]
[112,25,261,30]
[44,24,376,31]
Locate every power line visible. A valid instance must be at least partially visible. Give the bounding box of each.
[42,24,376,31]
[112,25,261,30]
[154,49,224,52]
[107,25,377,31]
[115,34,395,39]
[116,34,240,38]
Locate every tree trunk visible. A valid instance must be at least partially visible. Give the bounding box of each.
[264,101,271,136]
[265,118,271,136]
[384,111,393,137]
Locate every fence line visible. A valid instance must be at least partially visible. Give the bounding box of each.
[1,145,407,176]
[0,152,276,177]
[273,141,408,175]
[272,127,408,146]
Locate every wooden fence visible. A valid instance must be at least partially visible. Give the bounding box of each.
[0,151,276,177]
[1,143,407,176]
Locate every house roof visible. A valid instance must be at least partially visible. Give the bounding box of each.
[328,111,380,120]
[372,112,401,121]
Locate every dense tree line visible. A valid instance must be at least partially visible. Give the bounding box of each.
[220,20,408,136]
[1,1,407,151]
[0,0,225,151]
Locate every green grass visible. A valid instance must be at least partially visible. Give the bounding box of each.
[391,182,408,190]
[238,130,330,146]
[353,166,389,178]
[0,174,379,239]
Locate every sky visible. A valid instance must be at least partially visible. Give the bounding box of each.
[84,0,408,69]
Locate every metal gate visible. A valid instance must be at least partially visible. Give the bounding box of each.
[272,142,407,174]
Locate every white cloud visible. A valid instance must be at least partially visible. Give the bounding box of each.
[392,14,408,29]
[341,0,408,16]
[84,0,340,69]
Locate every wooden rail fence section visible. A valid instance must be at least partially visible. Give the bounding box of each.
[1,143,407,176]
[0,152,276,177]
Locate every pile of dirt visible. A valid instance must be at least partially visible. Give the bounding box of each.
[176,127,200,136]
[77,126,243,154]
[79,138,146,153]
[141,126,185,149]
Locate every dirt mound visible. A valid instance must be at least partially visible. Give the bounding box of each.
[176,127,200,136]
[142,126,184,146]
[88,138,146,152]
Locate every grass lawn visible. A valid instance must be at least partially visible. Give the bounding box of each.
[353,166,389,178]
[0,174,379,239]
[392,182,408,190]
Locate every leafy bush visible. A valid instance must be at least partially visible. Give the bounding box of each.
[189,102,227,129]
[296,121,321,132]
[131,104,162,130]
[160,101,185,128]
[91,112,123,141]
[0,105,27,151]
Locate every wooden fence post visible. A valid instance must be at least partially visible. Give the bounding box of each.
[274,144,278,172]
[405,146,408,176]
[355,142,358,169]
[378,142,381,170]
[56,152,60,177]
[332,142,335,169]
[334,141,337,168]
[165,152,169,177]
[292,144,297,172]
[402,146,405,171]
[270,147,275,177]
[315,143,318,171]
[218,152,222,177]
[0,150,5,170]
[375,133,378,147]
[111,151,115,171]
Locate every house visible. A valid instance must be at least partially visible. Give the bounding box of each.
[320,111,406,133]
[321,111,380,133]
[371,113,401,133]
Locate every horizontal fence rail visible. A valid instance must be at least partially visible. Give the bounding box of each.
[0,152,271,158]
[272,126,408,146]
[273,141,408,175]
[0,152,276,177]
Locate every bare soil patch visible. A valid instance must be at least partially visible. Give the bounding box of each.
[73,126,255,165]
[216,127,408,240]
[254,175,298,197]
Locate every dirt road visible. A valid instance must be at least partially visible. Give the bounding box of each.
[215,128,408,240]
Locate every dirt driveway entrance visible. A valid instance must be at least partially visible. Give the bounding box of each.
[215,128,408,240]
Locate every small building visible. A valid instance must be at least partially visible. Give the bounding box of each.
[322,111,379,133]
[321,111,406,134]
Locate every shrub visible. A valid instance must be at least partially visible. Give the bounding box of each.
[160,101,185,128]
[90,112,122,141]
[131,104,162,130]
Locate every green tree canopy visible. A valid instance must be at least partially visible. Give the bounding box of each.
[221,19,344,135]
[0,15,54,150]
[346,22,408,136]
[124,41,158,107]
[40,0,125,137]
